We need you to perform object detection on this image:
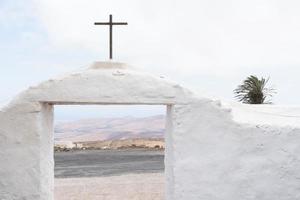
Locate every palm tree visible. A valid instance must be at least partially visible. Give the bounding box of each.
[234,75,275,104]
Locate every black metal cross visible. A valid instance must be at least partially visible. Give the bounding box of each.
[94,15,128,60]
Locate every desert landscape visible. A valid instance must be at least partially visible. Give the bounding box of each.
[54,115,165,200]
[55,115,165,142]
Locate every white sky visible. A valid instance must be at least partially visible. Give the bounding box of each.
[1,0,300,119]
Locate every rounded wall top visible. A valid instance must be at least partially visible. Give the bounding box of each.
[89,61,129,70]
[1,61,196,107]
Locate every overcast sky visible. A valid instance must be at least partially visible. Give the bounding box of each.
[1,0,300,119]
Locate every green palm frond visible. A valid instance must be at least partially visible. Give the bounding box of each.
[234,75,276,104]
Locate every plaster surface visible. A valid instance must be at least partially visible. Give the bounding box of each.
[1,61,300,200]
[172,101,300,199]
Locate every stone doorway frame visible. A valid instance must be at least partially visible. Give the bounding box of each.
[0,62,193,200]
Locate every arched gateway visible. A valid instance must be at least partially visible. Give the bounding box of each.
[1,62,300,200]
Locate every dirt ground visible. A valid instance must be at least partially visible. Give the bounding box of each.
[55,173,164,200]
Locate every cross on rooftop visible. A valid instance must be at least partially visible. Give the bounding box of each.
[95,15,128,60]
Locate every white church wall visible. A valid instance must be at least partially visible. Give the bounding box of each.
[1,62,300,200]
[172,100,300,200]
[0,102,53,200]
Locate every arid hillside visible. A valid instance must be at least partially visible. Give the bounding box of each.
[55,115,165,142]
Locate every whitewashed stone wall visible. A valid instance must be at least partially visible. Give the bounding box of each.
[1,61,300,200]
[171,101,300,200]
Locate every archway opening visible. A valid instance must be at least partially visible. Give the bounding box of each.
[53,104,171,200]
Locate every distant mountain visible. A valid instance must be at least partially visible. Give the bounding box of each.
[54,115,165,142]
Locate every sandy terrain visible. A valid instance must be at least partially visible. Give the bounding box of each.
[55,115,165,142]
[55,173,164,200]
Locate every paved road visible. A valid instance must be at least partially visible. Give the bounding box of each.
[54,149,164,178]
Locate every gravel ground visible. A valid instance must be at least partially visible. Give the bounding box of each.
[55,173,164,200]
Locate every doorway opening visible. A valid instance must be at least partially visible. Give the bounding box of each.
[53,104,168,200]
